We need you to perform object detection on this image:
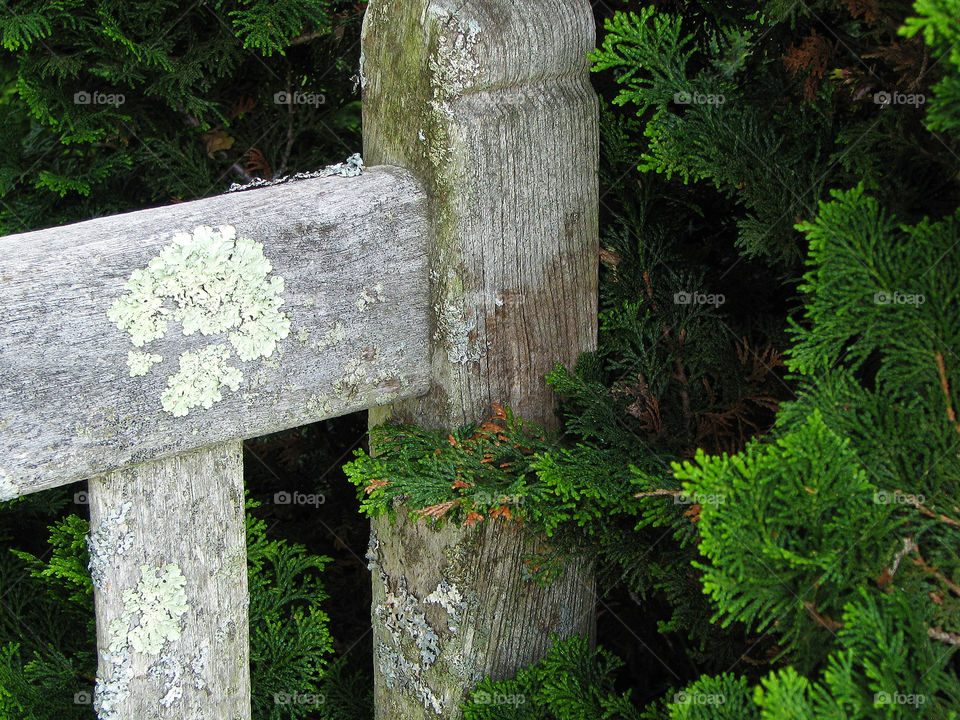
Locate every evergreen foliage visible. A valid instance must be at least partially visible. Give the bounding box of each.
[588,1,960,268]
[0,0,362,234]
[459,635,642,720]
[460,0,960,716]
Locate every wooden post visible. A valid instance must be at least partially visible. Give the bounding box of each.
[87,443,248,719]
[361,1,599,717]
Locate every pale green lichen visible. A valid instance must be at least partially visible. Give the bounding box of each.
[127,350,162,377]
[334,357,367,399]
[437,301,482,365]
[0,466,16,502]
[106,225,290,415]
[305,393,333,418]
[160,344,243,417]
[356,283,385,312]
[96,563,189,718]
[106,268,168,347]
[316,321,347,351]
[115,563,189,654]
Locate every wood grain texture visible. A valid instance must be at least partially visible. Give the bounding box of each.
[363,0,599,430]
[0,167,430,497]
[88,443,249,720]
[362,1,599,717]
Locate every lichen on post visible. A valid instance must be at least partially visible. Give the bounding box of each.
[361,1,600,717]
[88,443,250,719]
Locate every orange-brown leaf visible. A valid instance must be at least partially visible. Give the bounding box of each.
[364,478,390,494]
[242,147,272,178]
[415,500,460,519]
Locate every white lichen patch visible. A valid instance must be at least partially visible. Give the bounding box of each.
[0,466,16,502]
[424,580,466,632]
[295,327,312,345]
[356,283,385,312]
[150,654,183,707]
[335,357,367,399]
[433,18,481,95]
[316,321,347,351]
[115,563,189,654]
[437,301,482,365]
[87,501,134,589]
[95,646,134,719]
[160,344,243,417]
[380,577,442,665]
[425,13,482,166]
[106,225,290,416]
[189,642,209,690]
[96,563,189,718]
[376,642,444,715]
[127,350,162,377]
[305,393,333,418]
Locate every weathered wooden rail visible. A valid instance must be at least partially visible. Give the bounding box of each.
[0,1,598,718]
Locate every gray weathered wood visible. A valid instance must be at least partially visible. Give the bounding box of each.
[88,442,249,720]
[0,166,430,498]
[362,1,600,717]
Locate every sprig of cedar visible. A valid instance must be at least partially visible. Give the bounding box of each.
[344,403,556,527]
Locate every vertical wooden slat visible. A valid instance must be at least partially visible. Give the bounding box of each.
[87,442,249,720]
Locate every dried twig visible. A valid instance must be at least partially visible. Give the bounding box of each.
[927,626,960,646]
